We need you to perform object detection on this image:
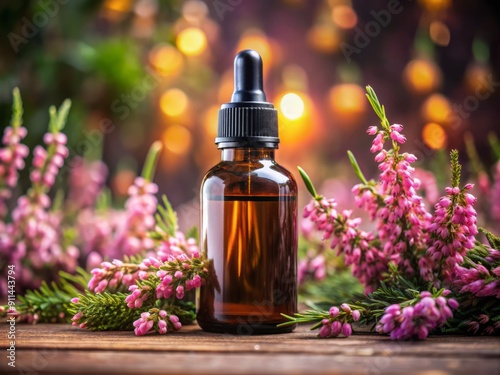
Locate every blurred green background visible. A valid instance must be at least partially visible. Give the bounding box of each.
[1,0,499,229]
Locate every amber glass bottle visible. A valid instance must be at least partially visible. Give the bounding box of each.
[198,50,298,334]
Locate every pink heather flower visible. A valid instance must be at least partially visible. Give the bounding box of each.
[304,196,389,291]
[318,319,332,338]
[425,183,478,282]
[491,162,500,225]
[343,123,433,283]
[390,130,406,144]
[176,285,185,299]
[0,124,29,217]
[157,231,200,261]
[330,321,342,337]
[133,313,154,336]
[413,168,439,206]
[67,157,108,209]
[340,303,351,312]
[88,259,140,294]
[370,132,385,153]
[0,123,82,297]
[297,250,326,285]
[455,257,500,299]
[376,291,456,340]
[329,306,340,317]
[125,284,151,309]
[158,319,167,334]
[342,323,353,337]
[169,314,182,330]
[352,310,361,321]
[110,177,158,257]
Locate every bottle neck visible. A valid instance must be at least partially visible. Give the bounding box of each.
[221,148,275,162]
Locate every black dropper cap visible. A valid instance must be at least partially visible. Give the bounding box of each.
[215,50,279,148]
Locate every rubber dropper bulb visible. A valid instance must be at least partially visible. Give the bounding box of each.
[231,49,267,103]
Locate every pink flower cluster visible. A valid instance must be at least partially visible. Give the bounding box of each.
[157,231,200,260]
[31,133,68,190]
[421,184,478,281]
[111,177,158,256]
[88,259,141,294]
[454,257,500,299]
[141,252,204,301]
[297,251,326,285]
[76,209,122,269]
[0,125,29,218]
[303,198,387,292]
[318,303,360,338]
[67,157,108,209]
[133,309,182,336]
[125,284,151,308]
[465,315,500,335]
[355,125,432,275]
[0,129,78,295]
[76,176,159,268]
[491,162,500,225]
[376,291,458,340]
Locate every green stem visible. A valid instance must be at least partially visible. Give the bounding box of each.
[10,87,23,128]
[142,141,162,182]
[347,151,368,185]
[298,166,319,199]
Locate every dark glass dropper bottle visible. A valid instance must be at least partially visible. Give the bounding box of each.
[198,50,298,334]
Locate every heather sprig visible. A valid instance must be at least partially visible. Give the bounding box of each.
[70,291,142,331]
[87,257,143,294]
[421,150,478,283]
[281,279,458,340]
[300,167,389,292]
[0,88,29,218]
[287,85,497,340]
[0,96,78,295]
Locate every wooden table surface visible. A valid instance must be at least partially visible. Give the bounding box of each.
[1,323,499,375]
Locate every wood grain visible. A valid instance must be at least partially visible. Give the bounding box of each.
[0,324,499,374]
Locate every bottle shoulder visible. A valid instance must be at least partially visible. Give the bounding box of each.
[201,160,297,196]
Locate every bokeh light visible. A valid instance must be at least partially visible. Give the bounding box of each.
[182,0,209,24]
[160,89,189,117]
[111,169,136,197]
[134,0,158,18]
[149,44,184,77]
[307,24,341,53]
[163,125,192,155]
[328,83,367,124]
[237,30,274,68]
[332,5,357,29]
[422,122,447,149]
[465,63,493,93]
[104,0,132,13]
[403,59,442,95]
[430,21,451,47]
[280,93,305,120]
[419,0,451,12]
[177,27,208,56]
[421,94,452,125]
[203,105,220,138]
